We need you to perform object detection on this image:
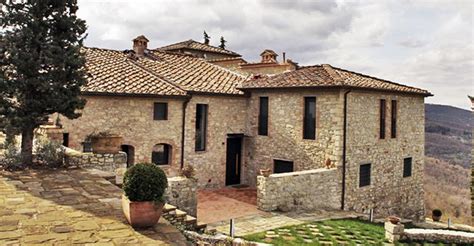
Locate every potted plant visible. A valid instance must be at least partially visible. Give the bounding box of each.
[432,209,442,222]
[122,163,168,228]
[89,131,123,154]
[260,168,271,177]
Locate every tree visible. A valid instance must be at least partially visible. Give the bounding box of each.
[0,0,88,166]
[203,31,210,45]
[219,36,226,49]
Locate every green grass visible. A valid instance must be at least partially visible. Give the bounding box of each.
[242,219,447,246]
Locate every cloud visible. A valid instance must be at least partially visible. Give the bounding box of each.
[77,0,473,109]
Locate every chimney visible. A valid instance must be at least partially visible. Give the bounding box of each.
[282,52,286,64]
[132,35,149,56]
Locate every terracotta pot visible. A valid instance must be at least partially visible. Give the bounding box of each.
[260,168,271,177]
[387,216,401,224]
[122,194,164,228]
[91,136,123,154]
[432,215,441,222]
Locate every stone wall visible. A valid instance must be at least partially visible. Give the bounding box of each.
[344,91,425,221]
[244,89,344,187]
[183,95,248,188]
[58,95,185,177]
[385,221,474,244]
[257,168,341,212]
[165,176,198,216]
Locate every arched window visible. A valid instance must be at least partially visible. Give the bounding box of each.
[152,144,171,165]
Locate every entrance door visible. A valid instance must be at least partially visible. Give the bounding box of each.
[225,136,242,186]
[120,145,135,168]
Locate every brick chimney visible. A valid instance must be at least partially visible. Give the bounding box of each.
[132,35,149,56]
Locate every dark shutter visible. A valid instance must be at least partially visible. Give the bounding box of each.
[359,163,371,187]
[403,157,412,177]
[258,97,268,136]
[380,99,386,139]
[273,160,294,173]
[303,97,316,139]
[153,102,168,120]
[391,100,397,138]
[195,104,208,151]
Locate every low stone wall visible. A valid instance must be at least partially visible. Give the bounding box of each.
[165,176,198,217]
[257,168,341,212]
[385,221,474,244]
[64,148,127,182]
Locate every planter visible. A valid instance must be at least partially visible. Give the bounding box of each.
[260,168,271,177]
[432,209,442,222]
[432,215,441,222]
[122,194,164,228]
[91,135,123,154]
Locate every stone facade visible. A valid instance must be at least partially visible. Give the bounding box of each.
[257,168,341,212]
[58,95,185,177]
[165,176,198,216]
[183,95,247,188]
[244,89,344,187]
[344,91,425,221]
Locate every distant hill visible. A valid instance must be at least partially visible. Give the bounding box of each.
[425,104,472,168]
[424,103,472,224]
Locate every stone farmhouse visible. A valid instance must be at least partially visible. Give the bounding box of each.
[56,35,432,220]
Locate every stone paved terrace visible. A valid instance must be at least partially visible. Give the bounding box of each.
[0,168,189,245]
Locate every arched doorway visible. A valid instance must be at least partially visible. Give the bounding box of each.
[121,145,135,168]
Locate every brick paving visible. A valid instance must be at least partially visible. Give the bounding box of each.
[0,169,189,245]
[197,187,266,225]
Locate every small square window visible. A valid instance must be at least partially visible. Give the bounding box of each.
[152,144,171,165]
[154,103,168,120]
[273,160,294,173]
[403,157,412,177]
[359,163,371,187]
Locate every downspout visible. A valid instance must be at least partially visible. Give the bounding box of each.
[341,89,351,210]
[180,96,191,169]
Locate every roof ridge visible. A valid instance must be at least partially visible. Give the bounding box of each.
[126,58,188,95]
[330,65,430,94]
[321,64,344,85]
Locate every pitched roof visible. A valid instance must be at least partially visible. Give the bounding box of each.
[158,39,241,57]
[260,49,278,56]
[82,47,246,96]
[82,48,186,96]
[239,64,431,96]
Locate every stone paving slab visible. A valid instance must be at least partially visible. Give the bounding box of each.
[208,209,363,237]
[0,168,189,245]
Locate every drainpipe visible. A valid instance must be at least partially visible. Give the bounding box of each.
[180,96,191,169]
[341,90,351,210]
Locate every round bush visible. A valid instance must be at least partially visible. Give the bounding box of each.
[123,163,168,203]
[432,209,442,217]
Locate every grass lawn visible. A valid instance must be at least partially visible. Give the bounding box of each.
[242,219,446,246]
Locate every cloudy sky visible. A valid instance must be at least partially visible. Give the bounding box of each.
[77,0,473,109]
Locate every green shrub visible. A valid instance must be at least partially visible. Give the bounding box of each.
[123,163,168,203]
[0,141,23,170]
[432,209,442,217]
[35,137,65,168]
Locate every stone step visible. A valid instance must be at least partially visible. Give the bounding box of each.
[163,204,177,213]
[184,215,197,225]
[195,221,207,230]
[174,209,187,218]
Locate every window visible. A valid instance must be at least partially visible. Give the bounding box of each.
[153,102,168,120]
[391,100,397,138]
[303,97,316,139]
[403,157,412,177]
[273,160,294,174]
[152,144,171,165]
[359,163,371,187]
[195,104,208,151]
[258,97,268,136]
[380,99,386,139]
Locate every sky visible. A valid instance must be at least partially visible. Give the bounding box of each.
[77,0,473,109]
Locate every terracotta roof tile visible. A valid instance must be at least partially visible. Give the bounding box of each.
[158,39,241,57]
[82,48,186,96]
[82,47,246,96]
[239,64,431,96]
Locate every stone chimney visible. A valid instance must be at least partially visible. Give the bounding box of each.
[132,35,149,56]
